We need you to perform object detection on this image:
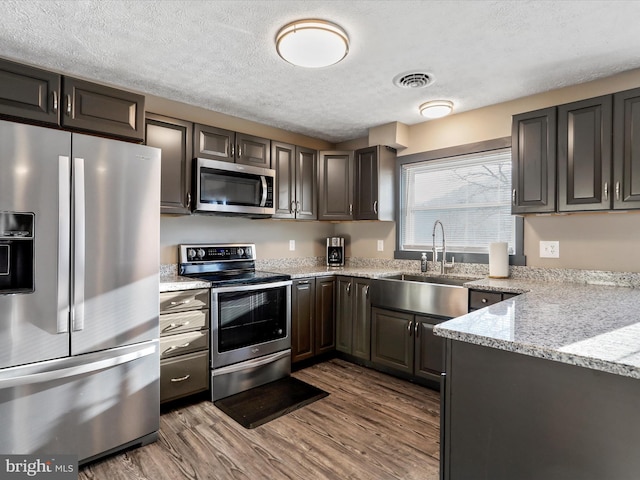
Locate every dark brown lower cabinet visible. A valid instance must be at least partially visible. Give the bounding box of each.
[371,307,445,383]
[291,277,335,364]
[335,276,371,360]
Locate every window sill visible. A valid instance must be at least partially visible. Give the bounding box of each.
[394,250,526,266]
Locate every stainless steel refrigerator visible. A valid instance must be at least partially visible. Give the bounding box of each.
[0,119,161,463]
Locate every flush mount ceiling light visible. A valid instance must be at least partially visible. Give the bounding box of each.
[276,19,349,68]
[419,100,454,119]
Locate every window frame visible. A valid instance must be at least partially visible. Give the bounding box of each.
[394,137,525,266]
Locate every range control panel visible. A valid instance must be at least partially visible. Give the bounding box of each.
[179,244,256,263]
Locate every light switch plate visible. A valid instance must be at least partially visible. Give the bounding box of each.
[377,240,384,251]
[540,240,559,258]
[289,240,295,251]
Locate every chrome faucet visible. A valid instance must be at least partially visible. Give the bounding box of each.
[432,220,455,274]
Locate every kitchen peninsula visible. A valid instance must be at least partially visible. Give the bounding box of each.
[435,277,640,480]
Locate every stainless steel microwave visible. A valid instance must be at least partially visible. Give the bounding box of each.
[193,158,275,216]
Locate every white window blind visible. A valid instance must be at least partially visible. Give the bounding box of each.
[400,148,515,254]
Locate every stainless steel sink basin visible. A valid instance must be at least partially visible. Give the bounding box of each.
[383,273,471,287]
[372,274,472,318]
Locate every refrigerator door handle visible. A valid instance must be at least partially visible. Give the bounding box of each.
[72,157,85,332]
[0,342,157,389]
[58,155,71,334]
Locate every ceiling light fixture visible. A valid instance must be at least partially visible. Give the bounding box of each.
[276,19,349,68]
[419,100,454,119]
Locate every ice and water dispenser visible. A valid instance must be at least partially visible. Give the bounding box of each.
[0,212,34,293]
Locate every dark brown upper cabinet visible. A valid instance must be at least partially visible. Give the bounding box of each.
[511,107,557,214]
[354,145,396,221]
[0,58,145,141]
[558,96,612,212]
[62,77,145,141]
[194,123,270,168]
[613,87,640,210]
[318,150,354,220]
[145,113,193,214]
[0,58,60,125]
[272,141,317,220]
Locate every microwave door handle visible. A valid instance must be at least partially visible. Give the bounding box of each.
[260,175,268,207]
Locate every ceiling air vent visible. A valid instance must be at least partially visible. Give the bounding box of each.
[393,72,432,89]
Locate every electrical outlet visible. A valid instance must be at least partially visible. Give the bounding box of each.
[377,240,384,251]
[289,240,295,251]
[540,240,560,258]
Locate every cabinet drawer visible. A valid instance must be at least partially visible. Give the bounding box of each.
[160,288,209,313]
[469,290,503,309]
[160,309,208,335]
[160,351,209,403]
[160,330,209,359]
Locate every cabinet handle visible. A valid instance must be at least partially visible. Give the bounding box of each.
[66,94,72,116]
[162,342,191,356]
[162,321,191,332]
[296,201,300,212]
[616,181,621,201]
[52,91,58,113]
[408,320,414,336]
[230,144,235,157]
[512,189,517,205]
[364,285,369,297]
[415,322,419,338]
[481,298,488,303]
[346,282,351,295]
[373,200,378,214]
[290,200,296,213]
[170,375,191,383]
[237,145,242,158]
[297,280,310,285]
[604,182,609,201]
[187,192,191,208]
[349,203,353,215]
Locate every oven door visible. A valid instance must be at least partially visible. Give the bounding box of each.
[211,280,291,369]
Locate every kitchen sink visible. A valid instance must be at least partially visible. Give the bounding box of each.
[372,274,473,318]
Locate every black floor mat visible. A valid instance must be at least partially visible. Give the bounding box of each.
[214,376,328,429]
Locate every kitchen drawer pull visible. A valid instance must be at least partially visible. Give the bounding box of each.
[162,321,190,332]
[162,342,190,355]
[616,181,621,201]
[52,91,58,113]
[482,298,488,303]
[66,94,72,116]
[408,320,414,336]
[170,299,192,306]
[170,375,191,383]
[297,280,310,285]
[604,182,609,201]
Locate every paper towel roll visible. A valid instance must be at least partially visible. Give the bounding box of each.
[489,242,509,278]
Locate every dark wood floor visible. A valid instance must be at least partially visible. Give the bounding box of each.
[79,359,441,480]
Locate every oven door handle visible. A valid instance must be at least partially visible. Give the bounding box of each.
[210,279,292,294]
[212,349,291,376]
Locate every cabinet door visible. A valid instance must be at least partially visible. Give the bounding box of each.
[511,107,557,213]
[371,307,413,374]
[354,146,378,220]
[315,276,336,354]
[318,151,354,220]
[414,316,445,380]
[272,141,295,218]
[236,132,270,168]
[0,58,60,125]
[194,123,235,162]
[291,279,315,363]
[613,87,640,209]
[558,96,612,212]
[352,278,372,360]
[145,114,193,214]
[296,146,318,220]
[62,77,145,141]
[335,276,353,353]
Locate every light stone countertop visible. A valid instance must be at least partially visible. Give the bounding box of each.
[159,273,210,293]
[435,279,640,379]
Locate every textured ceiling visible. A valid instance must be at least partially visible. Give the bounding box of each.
[2,0,640,143]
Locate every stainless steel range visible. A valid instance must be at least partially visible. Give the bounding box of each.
[179,244,292,401]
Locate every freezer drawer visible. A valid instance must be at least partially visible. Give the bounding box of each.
[0,340,160,463]
[160,289,209,313]
[161,351,209,403]
[160,330,209,359]
[160,309,209,335]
